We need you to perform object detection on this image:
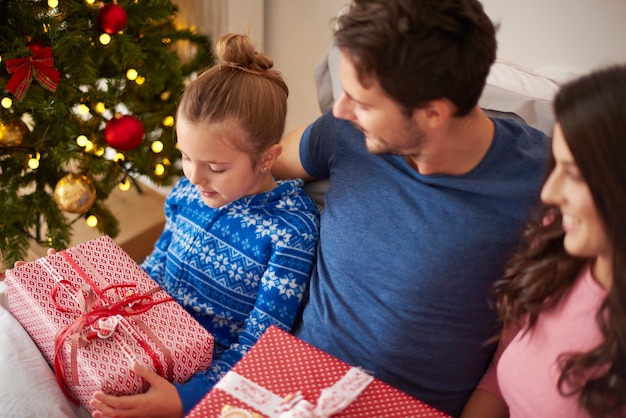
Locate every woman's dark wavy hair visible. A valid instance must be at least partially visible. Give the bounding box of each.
[333,0,496,117]
[493,64,626,417]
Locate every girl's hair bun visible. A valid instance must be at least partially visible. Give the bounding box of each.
[215,33,273,73]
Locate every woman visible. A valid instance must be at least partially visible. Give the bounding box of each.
[462,65,626,417]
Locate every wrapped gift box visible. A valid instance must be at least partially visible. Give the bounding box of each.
[4,235,214,414]
[187,325,450,418]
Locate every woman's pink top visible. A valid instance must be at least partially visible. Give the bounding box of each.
[479,265,608,417]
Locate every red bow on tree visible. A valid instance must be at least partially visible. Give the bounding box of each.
[6,46,61,101]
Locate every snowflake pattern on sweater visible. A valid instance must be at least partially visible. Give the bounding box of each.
[140,177,319,412]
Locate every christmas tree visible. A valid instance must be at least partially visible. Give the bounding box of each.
[0,0,213,269]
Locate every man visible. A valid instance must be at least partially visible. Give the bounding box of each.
[272,0,550,416]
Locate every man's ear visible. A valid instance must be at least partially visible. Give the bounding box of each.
[413,99,453,129]
[260,143,283,171]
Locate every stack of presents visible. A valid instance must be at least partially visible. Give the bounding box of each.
[5,236,449,417]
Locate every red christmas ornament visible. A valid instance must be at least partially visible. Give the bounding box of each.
[27,39,48,53]
[98,4,128,34]
[104,115,144,151]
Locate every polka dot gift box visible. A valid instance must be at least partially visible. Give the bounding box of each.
[187,325,450,418]
[4,235,214,415]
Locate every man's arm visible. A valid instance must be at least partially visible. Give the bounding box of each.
[273,125,315,182]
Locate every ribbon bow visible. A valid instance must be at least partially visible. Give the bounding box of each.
[277,368,374,418]
[5,46,60,101]
[52,280,173,403]
[216,367,374,418]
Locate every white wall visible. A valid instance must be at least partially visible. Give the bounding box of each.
[232,0,626,134]
[264,0,348,133]
[481,0,626,75]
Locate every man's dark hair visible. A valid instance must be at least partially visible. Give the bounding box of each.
[334,0,497,116]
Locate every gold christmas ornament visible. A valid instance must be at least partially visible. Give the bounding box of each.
[54,173,97,213]
[0,117,29,146]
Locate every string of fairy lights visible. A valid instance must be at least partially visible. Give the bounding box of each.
[0,0,185,234]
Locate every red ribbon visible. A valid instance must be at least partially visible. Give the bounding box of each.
[51,250,174,404]
[5,46,60,101]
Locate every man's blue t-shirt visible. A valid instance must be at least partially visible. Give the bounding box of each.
[293,111,550,416]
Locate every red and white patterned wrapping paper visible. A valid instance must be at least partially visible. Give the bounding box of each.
[5,235,214,414]
[187,325,450,418]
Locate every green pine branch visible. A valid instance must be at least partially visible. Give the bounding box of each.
[0,0,213,269]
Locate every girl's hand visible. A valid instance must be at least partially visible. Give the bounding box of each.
[90,362,184,418]
[14,248,56,267]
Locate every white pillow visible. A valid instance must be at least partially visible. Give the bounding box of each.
[479,60,570,135]
[0,282,89,418]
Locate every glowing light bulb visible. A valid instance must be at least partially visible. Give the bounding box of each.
[1,97,12,109]
[126,69,138,81]
[85,0,95,4]
[162,116,174,127]
[78,104,90,115]
[84,141,94,152]
[76,135,88,147]
[86,215,98,228]
[119,178,131,191]
[114,153,125,162]
[135,76,145,85]
[48,0,58,8]
[28,156,40,169]
[95,147,105,156]
[151,141,164,153]
[154,163,165,176]
[95,102,106,114]
[99,33,111,45]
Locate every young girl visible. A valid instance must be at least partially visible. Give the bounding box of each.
[89,33,320,417]
[461,65,626,417]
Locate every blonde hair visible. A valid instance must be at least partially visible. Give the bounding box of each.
[177,33,288,157]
